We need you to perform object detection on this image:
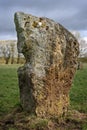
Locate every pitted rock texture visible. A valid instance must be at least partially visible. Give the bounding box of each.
[14,12,79,118]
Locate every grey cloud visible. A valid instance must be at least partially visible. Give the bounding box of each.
[59,8,87,31]
[0,0,87,39]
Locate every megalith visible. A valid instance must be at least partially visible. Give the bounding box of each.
[14,12,79,118]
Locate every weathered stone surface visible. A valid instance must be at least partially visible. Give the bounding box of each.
[14,12,79,118]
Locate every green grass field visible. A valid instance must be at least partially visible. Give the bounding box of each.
[0,64,20,116]
[70,63,87,113]
[0,64,87,116]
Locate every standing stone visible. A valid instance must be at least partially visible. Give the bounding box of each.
[14,12,79,118]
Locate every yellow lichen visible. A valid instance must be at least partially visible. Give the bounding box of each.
[32,21,38,28]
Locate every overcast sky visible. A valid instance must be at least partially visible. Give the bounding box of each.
[0,0,87,40]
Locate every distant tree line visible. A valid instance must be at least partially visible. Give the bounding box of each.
[0,42,24,64]
[71,31,87,57]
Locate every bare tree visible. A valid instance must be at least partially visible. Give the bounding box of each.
[2,45,10,64]
[10,43,15,64]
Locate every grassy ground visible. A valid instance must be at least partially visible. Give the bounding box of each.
[0,64,87,115]
[0,64,87,129]
[0,64,21,116]
[70,63,87,113]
